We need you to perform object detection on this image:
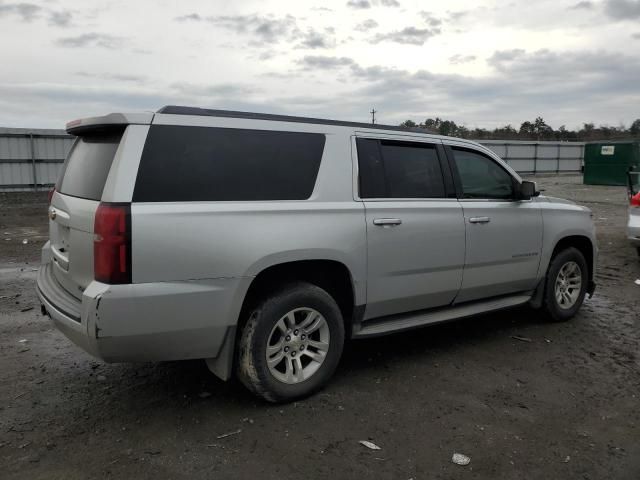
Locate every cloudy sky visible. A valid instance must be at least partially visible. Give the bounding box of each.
[0,0,639,130]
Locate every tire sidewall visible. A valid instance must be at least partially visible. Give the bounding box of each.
[544,248,588,321]
[242,284,345,402]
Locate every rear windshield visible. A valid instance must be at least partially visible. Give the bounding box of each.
[57,131,123,201]
[132,125,325,202]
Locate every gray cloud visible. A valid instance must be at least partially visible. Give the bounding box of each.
[287,49,640,128]
[487,49,526,68]
[569,1,594,9]
[449,54,477,64]
[171,82,260,97]
[633,32,640,38]
[355,19,379,31]
[76,72,146,83]
[48,10,72,27]
[604,0,640,19]
[176,13,335,49]
[256,49,279,60]
[175,13,202,22]
[0,82,174,122]
[201,14,300,44]
[296,55,356,70]
[2,48,639,131]
[0,2,41,21]
[447,10,469,21]
[372,26,441,45]
[297,28,336,49]
[56,33,124,49]
[419,11,443,27]
[346,0,371,9]
[0,3,72,26]
[347,0,400,9]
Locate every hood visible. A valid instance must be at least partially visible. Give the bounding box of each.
[538,195,577,206]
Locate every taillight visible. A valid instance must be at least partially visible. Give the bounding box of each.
[48,187,55,204]
[94,203,131,284]
[631,192,640,208]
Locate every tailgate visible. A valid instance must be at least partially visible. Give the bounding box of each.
[49,130,124,299]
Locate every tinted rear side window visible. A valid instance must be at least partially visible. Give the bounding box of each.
[133,125,325,202]
[57,132,123,201]
[357,138,446,198]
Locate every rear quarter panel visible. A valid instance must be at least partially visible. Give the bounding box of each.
[129,128,367,305]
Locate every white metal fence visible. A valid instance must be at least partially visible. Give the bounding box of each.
[479,140,585,174]
[0,129,585,192]
[0,128,74,192]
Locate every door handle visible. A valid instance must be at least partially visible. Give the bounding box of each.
[469,216,491,224]
[373,218,402,226]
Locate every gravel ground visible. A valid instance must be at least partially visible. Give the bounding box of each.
[1,176,638,480]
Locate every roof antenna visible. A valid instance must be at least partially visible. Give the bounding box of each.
[370,108,377,125]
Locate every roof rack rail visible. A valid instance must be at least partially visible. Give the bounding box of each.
[157,105,433,134]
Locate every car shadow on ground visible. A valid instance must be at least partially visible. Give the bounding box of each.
[89,305,549,410]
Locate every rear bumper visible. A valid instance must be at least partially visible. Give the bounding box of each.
[37,259,249,363]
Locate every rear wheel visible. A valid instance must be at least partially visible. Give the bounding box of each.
[542,247,588,321]
[236,282,345,403]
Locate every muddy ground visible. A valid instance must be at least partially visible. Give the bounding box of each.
[1,176,638,480]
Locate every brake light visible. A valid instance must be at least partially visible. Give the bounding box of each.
[47,187,55,204]
[631,192,640,208]
[94,203,131,284]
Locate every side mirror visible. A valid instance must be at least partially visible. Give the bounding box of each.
[516,180,539,200]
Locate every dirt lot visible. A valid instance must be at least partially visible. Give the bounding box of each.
[1,176,638,480]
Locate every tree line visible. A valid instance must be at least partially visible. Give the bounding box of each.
[398,117,640,141]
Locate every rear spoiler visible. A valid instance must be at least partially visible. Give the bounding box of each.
[66,112,154,135]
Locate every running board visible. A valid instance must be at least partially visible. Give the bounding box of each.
[353,293,533,338]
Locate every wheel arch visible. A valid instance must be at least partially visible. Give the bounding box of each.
[530,234,596,310]
[550,235,595,281]
[239,259,358,330]
[206,258,360,381]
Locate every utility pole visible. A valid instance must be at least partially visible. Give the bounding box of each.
[370,108,377,125]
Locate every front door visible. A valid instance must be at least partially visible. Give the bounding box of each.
[355,137,466,320]
[445,145,543,303]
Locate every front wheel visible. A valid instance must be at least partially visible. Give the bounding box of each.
[236,282,345,403]
[543,247,589,321]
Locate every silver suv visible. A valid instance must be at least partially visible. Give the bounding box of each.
[37,106,597,402]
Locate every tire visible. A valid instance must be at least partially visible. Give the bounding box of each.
[236,282,345,403]
[542,247,589,322]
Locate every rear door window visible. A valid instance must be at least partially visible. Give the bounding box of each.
[133,125,326,202]
[357,138,446,198]
[57,132,123,201]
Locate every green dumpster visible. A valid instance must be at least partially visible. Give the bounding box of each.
[583,140,640,186]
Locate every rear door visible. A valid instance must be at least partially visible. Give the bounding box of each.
[49,130,124,298]
[445,144,543,303]
[356,136,466,320]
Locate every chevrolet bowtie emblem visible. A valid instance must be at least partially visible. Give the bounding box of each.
[49,209,57,220]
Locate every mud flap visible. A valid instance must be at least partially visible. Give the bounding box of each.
[205,326,236,381]
[528,278,546,309]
